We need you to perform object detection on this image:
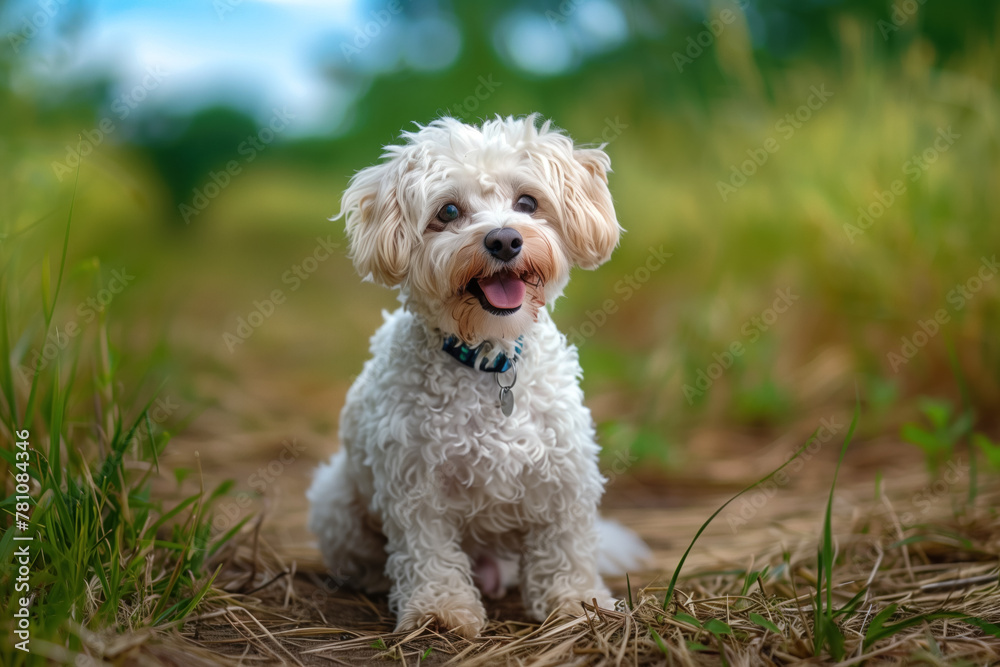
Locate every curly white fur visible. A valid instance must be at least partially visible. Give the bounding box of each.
[307,115,651,638]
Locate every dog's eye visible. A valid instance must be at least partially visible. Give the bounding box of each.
[513,195,537,214]
[437,203,460,223]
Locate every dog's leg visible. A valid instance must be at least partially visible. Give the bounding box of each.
[306,450,390,592]
[520,508,615,621]
[384,511,486,638]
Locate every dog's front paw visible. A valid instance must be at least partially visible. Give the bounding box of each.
[396,598,486,639]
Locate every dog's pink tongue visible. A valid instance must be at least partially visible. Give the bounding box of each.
[478,274,526,309]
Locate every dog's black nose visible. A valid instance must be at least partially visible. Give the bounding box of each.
[484,228,522,262]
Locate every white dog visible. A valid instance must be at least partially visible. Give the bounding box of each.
[307,115,651,638]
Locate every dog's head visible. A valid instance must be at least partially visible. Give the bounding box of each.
[338,115,621,345]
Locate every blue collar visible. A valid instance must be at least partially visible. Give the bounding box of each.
[441,335,523,373]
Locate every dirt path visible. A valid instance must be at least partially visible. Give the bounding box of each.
[133,257,997,664]
[140,343,996,666]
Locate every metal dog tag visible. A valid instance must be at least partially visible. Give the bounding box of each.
[495,359,517,417]
[499,387,514,417]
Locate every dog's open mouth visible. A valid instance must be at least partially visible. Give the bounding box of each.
[466,270,529,316]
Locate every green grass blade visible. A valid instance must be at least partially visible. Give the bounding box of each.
[47,157,80,323]
[48,356,66,488]
[749,613,780,634]
[209,515,252,557]
[962,616,1000,639]
[863,603,899,648]
[674,612,702,628]
[704,619,732,636]
[813,395,859,659]
[865,610,1000,650]
[662,428,821,610]
[833,587,868,618]
[169,563,224,624]
[146,495,201,537]
[649,626,669,655]
[24,164,79,423]
[823,402,859,610]
[0,289,16,424]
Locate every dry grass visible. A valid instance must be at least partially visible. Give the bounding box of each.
[91,463,998,667]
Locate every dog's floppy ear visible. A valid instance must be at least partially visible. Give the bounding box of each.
[338,157,415,287]
[560,147,622,270]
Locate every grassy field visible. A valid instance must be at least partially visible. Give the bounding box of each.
[2,14,1000,666]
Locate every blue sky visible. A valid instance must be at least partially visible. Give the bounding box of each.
[7,0,363,133]
[4,0,628,135]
